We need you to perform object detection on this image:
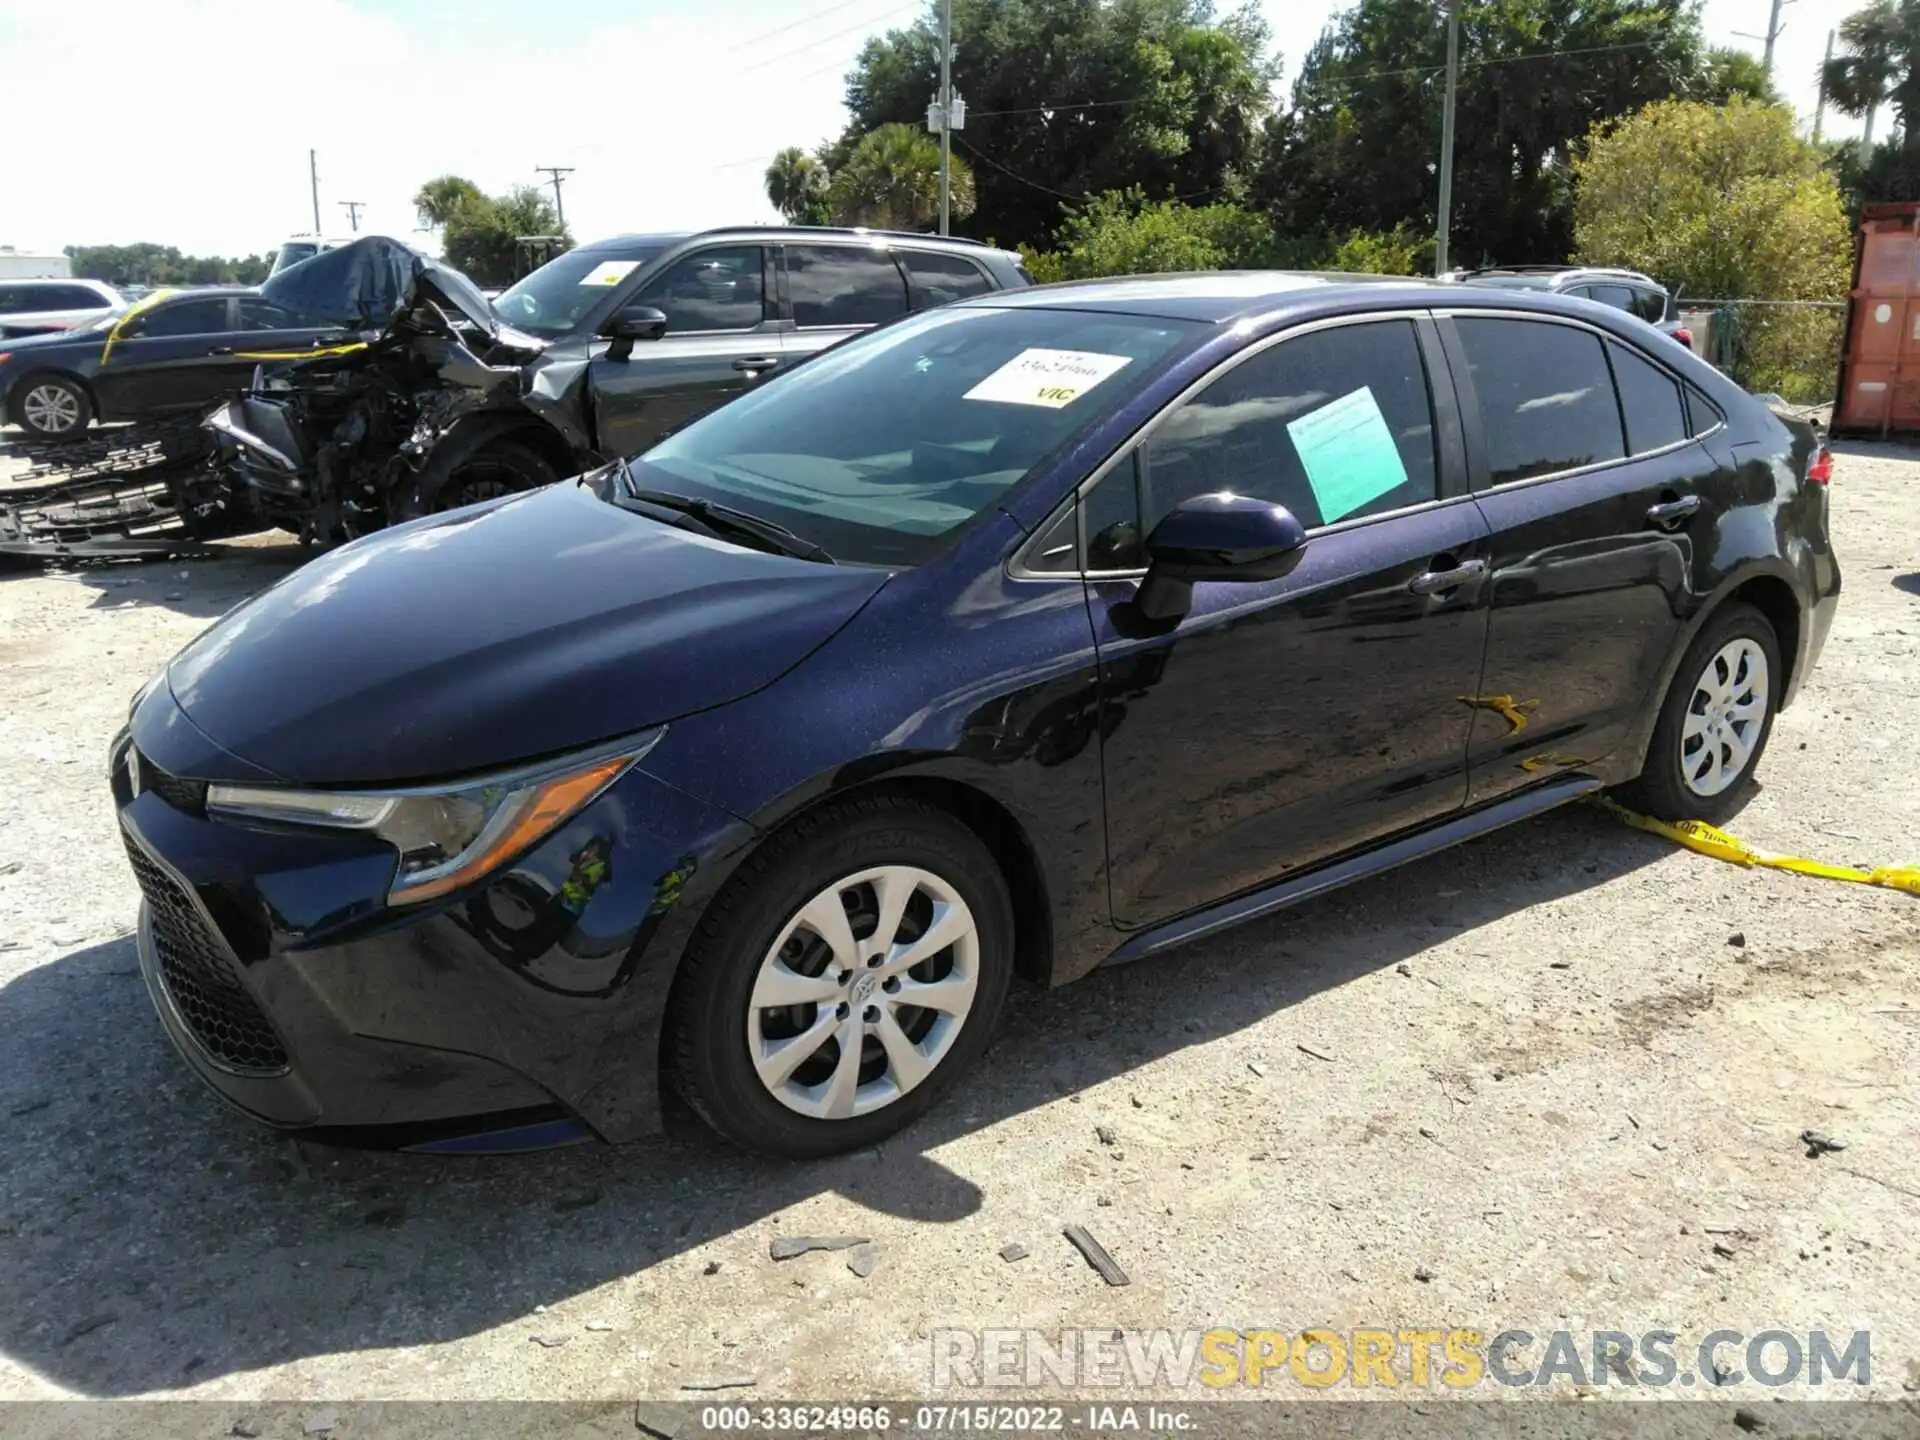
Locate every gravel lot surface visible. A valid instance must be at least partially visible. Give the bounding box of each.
[1,443,1918,1409]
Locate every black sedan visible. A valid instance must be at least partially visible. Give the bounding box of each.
[0,289,330,439]
[114,273,1839,1158]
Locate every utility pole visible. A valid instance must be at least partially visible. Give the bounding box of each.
[535,166,575,230]
[309,149,322,233]
[339,200,365,233]
[1735,0,1795,79]
[1435,0,1460,277]
[938,0,953,236]
[1814,28,1834,142]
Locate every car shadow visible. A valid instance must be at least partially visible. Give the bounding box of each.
[1893,572,1920,599]
[0,803,1669,1395]
[0,538,308,619]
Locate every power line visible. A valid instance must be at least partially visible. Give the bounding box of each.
[739,2,920,74]
[728,0,876,52]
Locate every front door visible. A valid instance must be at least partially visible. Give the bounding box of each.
[588,244,781,456]
[1085,315,1493,929]
[91,295,239,417]
[1441,314,1708,803]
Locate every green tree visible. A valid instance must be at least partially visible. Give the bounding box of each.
[827,123,976,229]
[1574,96,1851,397]
[812,0,1277,250]
[1822,0,1920,155]
[764,147,830,222]
[65,243,271,287]
[1046,189,1276,278]
[412,177,571,286]
[1696,45,1781,106]
[1256,0,1704,269]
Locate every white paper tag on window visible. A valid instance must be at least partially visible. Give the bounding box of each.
[963,348,1133,408]
[579,260,640,287]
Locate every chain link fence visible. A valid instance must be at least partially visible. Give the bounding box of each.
[1676,299,1847,408]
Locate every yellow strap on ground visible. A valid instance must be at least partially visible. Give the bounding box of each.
[232,342,368,361]
[1593,797,1920,896]
[99,288,178,365]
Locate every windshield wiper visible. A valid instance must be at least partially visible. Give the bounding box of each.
[615,458,834,564]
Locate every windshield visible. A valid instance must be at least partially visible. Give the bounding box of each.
[493,247,664,338]
[628,305,1203,566]
[273,242,321,275]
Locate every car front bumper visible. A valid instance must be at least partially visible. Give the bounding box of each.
[115,708,753,1149]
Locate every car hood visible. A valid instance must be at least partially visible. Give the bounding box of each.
[158,481,889,785]
[260,234,501,342]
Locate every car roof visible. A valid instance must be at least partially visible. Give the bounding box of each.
[571,227,1009,257]
[955,270,1670,328]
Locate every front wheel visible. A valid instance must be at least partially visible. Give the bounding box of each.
[665,794,1015,1158]
[1618,602,1781,824]
[397,439,558,520]
[12,373,92,440]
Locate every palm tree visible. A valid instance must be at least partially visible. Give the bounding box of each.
[413,175,486,230]
[1823,0,1912,156]
[827,124,976,231]
[764,148,827,222]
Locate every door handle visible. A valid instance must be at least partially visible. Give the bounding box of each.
[206,346,234,355]
[1408,557,1487,595]
[733,357,779,374]
[1645,494,1702,530]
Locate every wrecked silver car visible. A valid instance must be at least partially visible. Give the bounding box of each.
[208,235,594,544]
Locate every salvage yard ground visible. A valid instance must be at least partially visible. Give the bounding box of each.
[1,445,1918,1404]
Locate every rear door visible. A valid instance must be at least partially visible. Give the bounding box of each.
[780,241,913,364]
[588,244,780,456]
[1079,314,1493,927]
[1444,312,1715,801]
[90,295,238,417]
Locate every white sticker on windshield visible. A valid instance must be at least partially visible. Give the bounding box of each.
[579,260,640,287]
[963,348,1133,408]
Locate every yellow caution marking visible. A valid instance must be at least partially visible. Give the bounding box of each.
[1595,797,1920,896]
[232,342,368,361]
[99,289,178,365]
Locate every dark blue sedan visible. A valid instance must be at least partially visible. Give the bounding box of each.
[113,272,1840,1157]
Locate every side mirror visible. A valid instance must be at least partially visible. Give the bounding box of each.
[600,304,668,361]
[1134,492,1308,621]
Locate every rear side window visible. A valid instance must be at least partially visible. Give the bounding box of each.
[788,245,910,327]
[900,250,995,309]
[0,287,23,313]
[1608,342,1688,454]
[1630,288,1668,323]
[238,297,308,330]
[140,298,230,336]
[1685,383,1724,436]
[1584,284,1636,313]
[1455,317,1625,484]
[1141,318,1440,534]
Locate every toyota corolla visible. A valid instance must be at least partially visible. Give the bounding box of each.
[112,273,1839,1158]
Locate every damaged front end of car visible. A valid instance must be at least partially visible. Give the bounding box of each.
[207,235,593,545]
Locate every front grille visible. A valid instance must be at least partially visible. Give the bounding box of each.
[125,838,288,1075]
[135,749,207,816]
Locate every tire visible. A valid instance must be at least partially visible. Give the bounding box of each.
[665,793,1016,1159]
[399,438,557,519]
[1618,602,1782,824]
[11,373,92,440]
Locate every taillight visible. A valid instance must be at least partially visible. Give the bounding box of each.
[1806,446,1833,486]
[1672,327,1693,347]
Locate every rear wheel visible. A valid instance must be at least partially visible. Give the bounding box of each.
[12,373,92,440]
[665,794,1015,1158]
[1618,602,1780,824]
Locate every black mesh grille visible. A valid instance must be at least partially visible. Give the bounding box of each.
[137,751,206,816]
[125,838,288,1075]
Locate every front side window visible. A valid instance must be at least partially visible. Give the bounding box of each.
[788,244,909,328]
[1609,341,1688,455]
[1455,317,1625,484]
[1144,318,1439,529]
[0,287,24,313]
[634,246,766,334]
[633,305,1201,566]
[138,298,230,337]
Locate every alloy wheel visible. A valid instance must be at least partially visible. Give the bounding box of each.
[1680,637,1769,798]
[22,383,80,434]
[746,864,980,1120]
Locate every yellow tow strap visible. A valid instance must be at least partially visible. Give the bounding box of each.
[232,342,368,361]
[1594,797,1920,897]
[98,288,178,365]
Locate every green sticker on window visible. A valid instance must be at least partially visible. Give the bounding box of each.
[1285,386,1410,524]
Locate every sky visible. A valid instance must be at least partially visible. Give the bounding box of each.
[0,0,1874,260]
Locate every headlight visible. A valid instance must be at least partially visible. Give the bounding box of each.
[205,732,659,905]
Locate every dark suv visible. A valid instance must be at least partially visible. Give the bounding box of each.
[491,226,1034,456]
[1451,265,1691,348]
